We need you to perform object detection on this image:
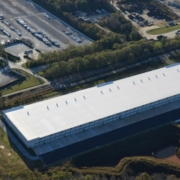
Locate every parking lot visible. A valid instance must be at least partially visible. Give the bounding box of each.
[5,43,30,57]
[73,10,110,24]
[164,0,180,17]
[118,0,179,28]
[0,0,92,53]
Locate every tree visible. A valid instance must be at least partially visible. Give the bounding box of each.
[0,97,4,108]
[13,96,19,106]
[4,97,10,107]
[167,174,178,180]
[143,49,150,58]
[130,30,142,41]
[128,53,135,62]
[135,172,151,180]
[161,37,168,47]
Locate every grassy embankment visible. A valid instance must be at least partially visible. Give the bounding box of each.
[0,126,34,179]
[147,24,180,35]
[0,69,44,95]
[0,120,180,179]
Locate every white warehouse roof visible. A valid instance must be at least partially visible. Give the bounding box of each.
[3,63,180,143]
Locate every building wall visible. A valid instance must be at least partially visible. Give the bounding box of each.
[3,113,35,147]
[32,93,180,147]
[3,93,180,148]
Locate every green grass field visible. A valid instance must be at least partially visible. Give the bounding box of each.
[147,24,180,35]
[0,126,31,176]
[0,69,44,95]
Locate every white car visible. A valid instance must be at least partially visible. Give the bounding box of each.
[45,14,50,19]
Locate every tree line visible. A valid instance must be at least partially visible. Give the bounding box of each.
[26,33,125,68]
[34,0,113,13]
[34,37,180,79]
[169,51,180,62]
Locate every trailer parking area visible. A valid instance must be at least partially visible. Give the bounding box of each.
[0,0,92,53]
[118,0,179,28]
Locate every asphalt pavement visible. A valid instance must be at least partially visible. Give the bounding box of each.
[0,0,92,52]
[29,0,94,43]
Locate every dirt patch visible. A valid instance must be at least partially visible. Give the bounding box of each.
[0,145,4,149]
[156,146,180,164]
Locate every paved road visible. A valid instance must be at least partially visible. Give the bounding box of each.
[8,59,49,84]
[40,107,180,165]
[110,0,139,28]
[1,58,51,97]
[95,23,111,33]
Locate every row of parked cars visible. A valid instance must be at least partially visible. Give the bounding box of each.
[0,14,4,20]
[63,30,82,43]
[15,18,60,47]
[0,26,11,38]
[1,19,22,37]
[128,13,153,27]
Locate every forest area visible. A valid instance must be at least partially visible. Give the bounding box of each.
[26,36,180,79]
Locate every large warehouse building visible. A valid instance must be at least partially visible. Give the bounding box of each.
[3,63,180,152]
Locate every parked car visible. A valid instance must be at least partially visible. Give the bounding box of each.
[10,26,15,30]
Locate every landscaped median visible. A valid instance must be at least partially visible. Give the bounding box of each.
[147,24,180,35]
